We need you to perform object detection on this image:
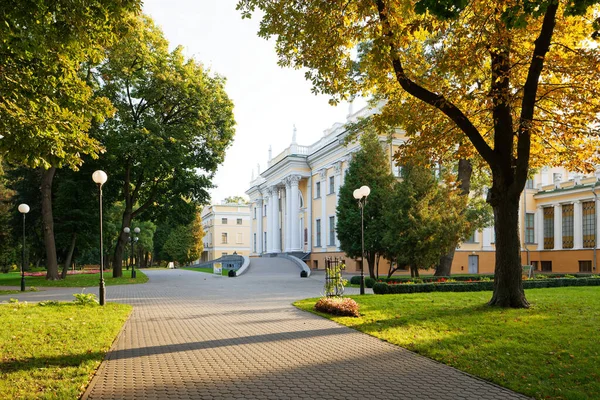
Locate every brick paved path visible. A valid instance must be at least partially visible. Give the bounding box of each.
[3,260,530,399]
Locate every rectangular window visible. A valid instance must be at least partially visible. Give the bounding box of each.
[543,206,554,249]
[329,176,335,194]
[236,232,243,243]
[264,204,267,215]
[526,179,534,189]
[253,207,256,219]
[237,218,242,225]
[221,233,228,244]
[464,231,476,243]
[525,213,535,244]
[531,261,538,271]
[263,232,267,252]
[329,216,335,245]
[316,219,321,247]
[222,252,228,257]
[541,261,552,272]
[562,204,574,249]
[316,182,321,198]
[579,260,592,273]
[222,218,228,225]
[583,201,596,248]
[253,233,257,252]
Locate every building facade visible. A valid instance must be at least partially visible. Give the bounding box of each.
[246,106,600,275]
[200,203,251,262]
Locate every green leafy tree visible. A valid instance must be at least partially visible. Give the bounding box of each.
[238,0,600,307]
[95,15,235,277]
[163,215,205,265]
[336,130,395,279]
[0,159,17,272]
[383,164,485,277]
[223,196,249,204]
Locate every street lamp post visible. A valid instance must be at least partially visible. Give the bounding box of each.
[132,227,140,278]
[17,204,30,292]
[92,170,108,306]
[353,185,370,295]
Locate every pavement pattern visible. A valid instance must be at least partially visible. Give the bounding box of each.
[2,259,530,399]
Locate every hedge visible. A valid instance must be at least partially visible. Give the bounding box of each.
[372,277,600,294]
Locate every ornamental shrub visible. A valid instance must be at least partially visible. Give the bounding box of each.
[314,297,360,317]
[350,276,361,285]
[228,269,236,277]
[365,277,376,288]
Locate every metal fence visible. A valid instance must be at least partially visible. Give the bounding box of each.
[325,257,345,297]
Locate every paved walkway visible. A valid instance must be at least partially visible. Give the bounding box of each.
[2,260,529,399]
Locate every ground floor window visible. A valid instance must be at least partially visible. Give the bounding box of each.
[543,206,554,249]
[541,261,552,272]
[579,260,592,273]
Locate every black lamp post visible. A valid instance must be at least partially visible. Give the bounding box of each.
[17,203,29,292]
[353,185,370,295]
[92,170,108,306]
[132,227,140,278]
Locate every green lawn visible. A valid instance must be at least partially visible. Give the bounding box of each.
[0,269,148,288]
[0,301,131,399]
[0,289,36,296]
[295,287,600,400]
[181,267,228,276]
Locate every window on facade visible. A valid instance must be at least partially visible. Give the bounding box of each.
[329,216,335,245]
[316,181,321,198]
[525,179,534,189]
[253,233,257,252]
[264,204,267,215]
[329,176,335,194]
[562,204,574,249]
[525,213,535,244]
[236,232,243,244]
[304,228,308,244]
[237,218,242,225]
[583,201,596,248]
[543,207,554,249]
[222,218,228,224]
[253,207,256,219]
[464,231,476,243]
[579,260,592,273]
[263,232,267,252]
[221,233,228,244]
[316,219,321,247]
[541,261,552,272]
[531,261,538,271]
[222,252,228,257]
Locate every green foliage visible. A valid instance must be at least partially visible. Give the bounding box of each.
[73,292,99,306]
[324,262,347,297]
[0,0,141,169]
[364,277,376,288]
[162,215,205,265]
[336,130,395,278]
[382,163,479,274]
[223,196,249,204]
[0,270,147,287]
[372,277,600,294]
[38,300,61,307]
[295,287,600,399]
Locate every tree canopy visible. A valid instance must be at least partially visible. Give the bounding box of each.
[238,0,600,307]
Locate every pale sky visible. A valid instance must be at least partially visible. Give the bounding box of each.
[142,0,355,203]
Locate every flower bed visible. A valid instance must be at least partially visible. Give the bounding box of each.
[373,276,600,294]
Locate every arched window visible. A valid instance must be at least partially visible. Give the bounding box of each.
[299,191,304,208]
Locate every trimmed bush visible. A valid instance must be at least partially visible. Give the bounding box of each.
[314,297,360,317]
[350,276,362,285]
[365,277,376,288]
[372,277,600,295]
[228,269,236,277]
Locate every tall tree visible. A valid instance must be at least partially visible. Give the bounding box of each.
[96,16,235,277]
[1,0,141,279]
[238,0,600,307]
[163,214,205,265]
[383,163,490,277]
[336,130,395,279]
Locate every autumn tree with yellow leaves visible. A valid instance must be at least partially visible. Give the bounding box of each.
[238,0,600,307]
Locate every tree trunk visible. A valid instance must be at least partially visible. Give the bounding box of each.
[435,158,472,276]
[367,251,377,279]
[61,233,77,279]
[488,190,529,308]
[112,210,132,278]
[41,167,59,280]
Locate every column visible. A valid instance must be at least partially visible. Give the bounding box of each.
[256,198,263,254]
[265,188,273,253]
[536,206,544,250]
[290,175,301,251]
[334,161,342,248]
[554,204,562,250]
[320,170,327,250]
[271,186,281,253]
[285,179,292,252]
[574,200,583,249]
[307,176,312,251]
[596,196,600,250]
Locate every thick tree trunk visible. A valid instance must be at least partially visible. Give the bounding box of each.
[488,190,529,308]
[112,210,132,278]
[435,158,472,276]
[61,233,77,279]
[41,167,59,280]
